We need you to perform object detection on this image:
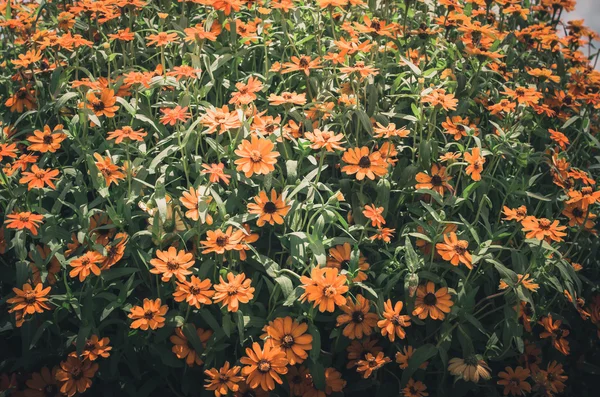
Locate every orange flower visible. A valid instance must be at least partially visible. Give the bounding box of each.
[213,273,255,312]
[93,153,125,186]
[101,232,128,270]
[539,314,570,355]
[240,342,288,391]
[200,106,242,134]
[326,243,370,282]
[520,216,567,242]
[202,163,231,184]
[24,366,60,397]
[562,203,596,230]
[263,316,313,365]
[150,247,195,282]
[336,294,379,339]
[362,204,385,228]
[548,129,569,150]
[75,335,112,361]
[55,357,98,397]
[230,76,263,105]
[464,147,486,181]
[415,164,453,195]
[378,299,411,342]
[435,232,472,269]
[373,122,410,139]
[107,126,147,144]
[565,186,600,211]
[300,267,348,312]
[160,106,191,125]
[85,89,119,118]
[201,226,244,254]
[29,245,61,285]
[19,165,59,190]
[499,274,539,292]
[128,298,168,330]
[339,61,379,80]
[170,326,213,366]
[173,276,215,308]
[204,362,244,397]
[281,55,321,76]
[497,366,531,396]
[146,31,179,46]
[341,147,388,180]
[268,91,307,106]
[412,282,454,320]
[448,356,491,383]
[247,189,290,226]
[28,124,67,153]
[69,251,104,282]
[304,128,345,152]
[180,186,214,223]
[356,352,390,378]
[5,87,36,112]
[234,136,280,178]
[5,212,44,235]
[534,361,567,395]
[403,378,429,397]
[396,346,428,370]
[7,283,51,317]
[0,142,18,161]
[502,86,542,107]
[421,88,458,111]
[503,205,528,221]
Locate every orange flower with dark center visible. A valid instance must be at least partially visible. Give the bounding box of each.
[548,129,569,150]
[7,282,51,316]
[300,267,348,312]
[107,126,147,144]
[356,352,390,378]
[180,186,214,224]
[93,153,125,186]
[55,357,98,397]
[304,128,345,152]
[204,362,244,397]
[247,189,290,226]
[341,147,388,180]
[534,361,567,395]
[85,89,119,117]
[448,356,491,383]
[146,31,179,46]
[396,346,428,370]
[539,314,570,355]
[566,186,600,211]
[415,164,453,195]
[160,106,191,126]
[412,281,454,320]
[378,299,411,342]
[502,86,542,107]
[0,142,18,161]
[234,136,280,178]
[200,105,242,134]
[520,216,567,242]
[268,91,307,106]
[336,294,379,339]
[562,203,596,230]
[128,298,168,330]
[170,326,213,366]
[25,366,60,397]
[362,204,385,228]
[497,366,532,396]
[281,55,321,76]
[240,342,288,391]
[503,205,528,221]
[150,247,195,282]
[28,124,67,153]
[19,165,59,190]
[69,251,104,282]
[5,87,36,112]
[263,316,313,365]
[100,232,128,270]
[347,338,382,368]
[201,163,231,184]
[173,276,215,308]
[326,243,370,282]
[5,212,44,235]
[435,232,472,269]
[499,274,539,292]
[201,226,244,254]
[213,272,255,312]
[29,245,61,285]
[464,147,486,181]
[230,76,263,105]
[403,378,429,397]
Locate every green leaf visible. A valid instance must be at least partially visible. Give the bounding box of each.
[182,323,205,356]
[401,344,437,385]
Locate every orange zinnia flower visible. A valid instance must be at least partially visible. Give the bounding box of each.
[268,91,307,106]
[19,165,59,190]
[180,186,214,223]
[25,366,60,397]
[281,55,321,76]
[29,245,61,285]
[170,326,213,366]
[201,163,231,185]
[356,352,390,378]
[464,147,485,181]
[247,189,290,226]
[300,267,348,312]
[146,31,179,46]
[435,232,472,269]
[263,316,313,365]
[0,142,18,161]
[240,342,289,391]
[539,314,570,355]
[520,216,567,242]
[213,272,255,312]
[448,356,491,383]
[565,186,600,211]
[107,126,147,144]
[101,232,128,270]
[234,136,280,178]
[76,335,112,361]
[326,243,370,282]
[160,106,191,125]
[200,105,242,134]
[403,378,429,397]
[204,362,244,397]
[93,153,125,186]
[173,276,215,308]
[503,205,528,221]
[336,294,379,339]
[150,247,195,282]
[304,128,345,152]
[201,226,244,254]
[499,274,539,292]
[55,357,98,397]
[69,251,104,282]
[502,86,542,107]
[230,76,263,105]
[128,298,168,330]
[562,203,596,230]
[421,88,458,111]
[85,89,119,118]
[5,212,44,235]
[341,147,388,180]
[548,129,569,150]
[5,87,36,112]
[7,282,51,316]
[378,299,411,342]
[412,281,454,320]
[497,366,531,396]
[28,124,67,153]
[415,164,453,195]
[373,122,410,139]
[362,204,385,228]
